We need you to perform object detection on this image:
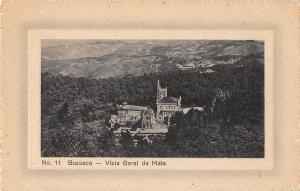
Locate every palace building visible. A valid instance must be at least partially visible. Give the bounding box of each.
[110,80,182,128]
[110,103,156,129]
[156,80,181,124]
[109,80,206,143]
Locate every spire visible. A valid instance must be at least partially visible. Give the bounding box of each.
[157,80,160,89]
[177,96,182,109]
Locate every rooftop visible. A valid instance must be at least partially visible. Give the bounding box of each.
[158,96,179,103]
[120,104,147,111]
[182,62,195,67]
[182,107,204,114]
[160,109,177,112]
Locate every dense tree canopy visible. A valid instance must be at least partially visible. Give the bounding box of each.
[41,59,264,157]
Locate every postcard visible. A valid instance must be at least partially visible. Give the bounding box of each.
[1,1,299,191]
[28,30,274,170]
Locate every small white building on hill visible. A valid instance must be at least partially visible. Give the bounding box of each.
[176,62,196,70]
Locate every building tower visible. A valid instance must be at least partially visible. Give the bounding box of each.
[156,80,167,102]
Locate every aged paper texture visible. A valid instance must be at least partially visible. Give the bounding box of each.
[1,0,300,191]
[28,29,273,170]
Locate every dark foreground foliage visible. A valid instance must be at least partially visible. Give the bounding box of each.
[41,60,264,158]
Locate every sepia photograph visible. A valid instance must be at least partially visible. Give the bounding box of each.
[2,1,299,190]
[41,39,265,158]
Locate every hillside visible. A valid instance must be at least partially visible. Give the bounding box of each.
[42,40,264,79]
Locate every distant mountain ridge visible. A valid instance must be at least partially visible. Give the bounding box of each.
[42,40,264,79]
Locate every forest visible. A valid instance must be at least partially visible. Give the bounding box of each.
[41,55,264,158]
